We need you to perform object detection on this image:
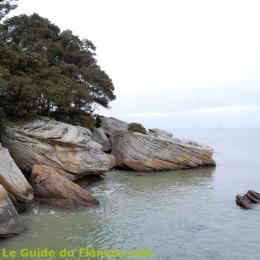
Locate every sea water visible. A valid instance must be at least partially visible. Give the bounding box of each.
[1,128,260,260]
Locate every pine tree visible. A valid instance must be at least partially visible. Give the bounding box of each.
[0,13,115,119]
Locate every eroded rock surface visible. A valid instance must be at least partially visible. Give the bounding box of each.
[236,190,260,209]
[109,131,216,172]
[149,128,173,140]
[92,127,111,152]
[97,116,128,136]
[31,165,99,209]
[1,117,111,180]
[0,184,26,238]
[0,144,33,211]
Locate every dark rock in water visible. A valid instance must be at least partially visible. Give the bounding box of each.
[30,165,99,209]
[236,195,253,209]
[246,191,260,203]
[248,190,260,201]
[74,175,103,187]
[236,190,260,209]
[0,184,26,238]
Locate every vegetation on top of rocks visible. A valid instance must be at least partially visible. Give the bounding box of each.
[0,0,115,125]
[3,115,37,128]
[55,112,96,130]
[127,123,147,135]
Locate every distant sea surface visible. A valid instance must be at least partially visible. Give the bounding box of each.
[2,128,260,260]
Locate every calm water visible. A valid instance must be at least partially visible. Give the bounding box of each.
[1,128,260,260]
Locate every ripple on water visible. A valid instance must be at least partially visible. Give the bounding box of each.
[2,129,260,260]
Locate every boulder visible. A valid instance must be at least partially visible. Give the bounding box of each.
[149,128,173,140]
[0,144,33,211]
[109,131,216,171]
[236,195,253,209]
[92,127,111,152]
[1,117,111,180]
[108,154,117,170]
[247,190,260,203]
[31,165,99,209]
[0,184,26,238]
[236,190,260,209]
[97,116,128,136]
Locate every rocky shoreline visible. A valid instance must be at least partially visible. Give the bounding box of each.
[0,116,215,238]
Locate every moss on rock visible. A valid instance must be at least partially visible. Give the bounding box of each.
[128,123,147,135]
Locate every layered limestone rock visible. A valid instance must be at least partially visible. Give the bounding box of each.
[108,154,117,170]
[0,184,26,238]
[148,128,173,140]
[0,144,33,211]
[92,127,111,152]
[97,116,128,136]
[1,117,111,180]
[109,131,216,172]
[31,165,99,209]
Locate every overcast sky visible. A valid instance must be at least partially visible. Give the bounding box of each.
[13,0,260,128]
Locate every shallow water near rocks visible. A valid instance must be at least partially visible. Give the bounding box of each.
[1,128,260,260]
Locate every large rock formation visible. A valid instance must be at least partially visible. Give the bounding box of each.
[109,131,215,171]
[0,144,33,211]
[148,128,173,140]
[108,154,117,170]
[31,165,99,209]
[1,117,111,180]
[0,184,26,238]
[97,116,128,136]
[92,127,111,152]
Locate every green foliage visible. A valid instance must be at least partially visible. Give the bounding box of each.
[0,13,115,120]
[55,112,96,130]
[3,114,35,128]
[0,0,17,21]
[0,107,4,129]
[128,123,147,135]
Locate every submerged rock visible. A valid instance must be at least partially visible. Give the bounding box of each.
[109,131,216,172]
[31,165,99,209]
[0,144,33,211]
[1,117,111,180]
[0,184,26,238]
[74,175,103,187]
[236,195,253,209]
[236,190,260,209]
[92,127,111,152]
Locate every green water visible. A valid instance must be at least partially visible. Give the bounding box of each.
[1,129,260,260]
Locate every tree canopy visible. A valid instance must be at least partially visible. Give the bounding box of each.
[0,8,115,119]
[0,0,17,21]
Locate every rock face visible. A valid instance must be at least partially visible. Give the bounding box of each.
[109,131,215,171]
[149,128,173,140]
[31,165,99,209]
[108,154,117,170]
[0,144,33,211]
[92,127,111,152]
[1,117,111,180]
[97,116,128,136]
[0,184,26,238]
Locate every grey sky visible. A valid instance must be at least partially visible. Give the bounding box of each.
[13,0,260,128]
